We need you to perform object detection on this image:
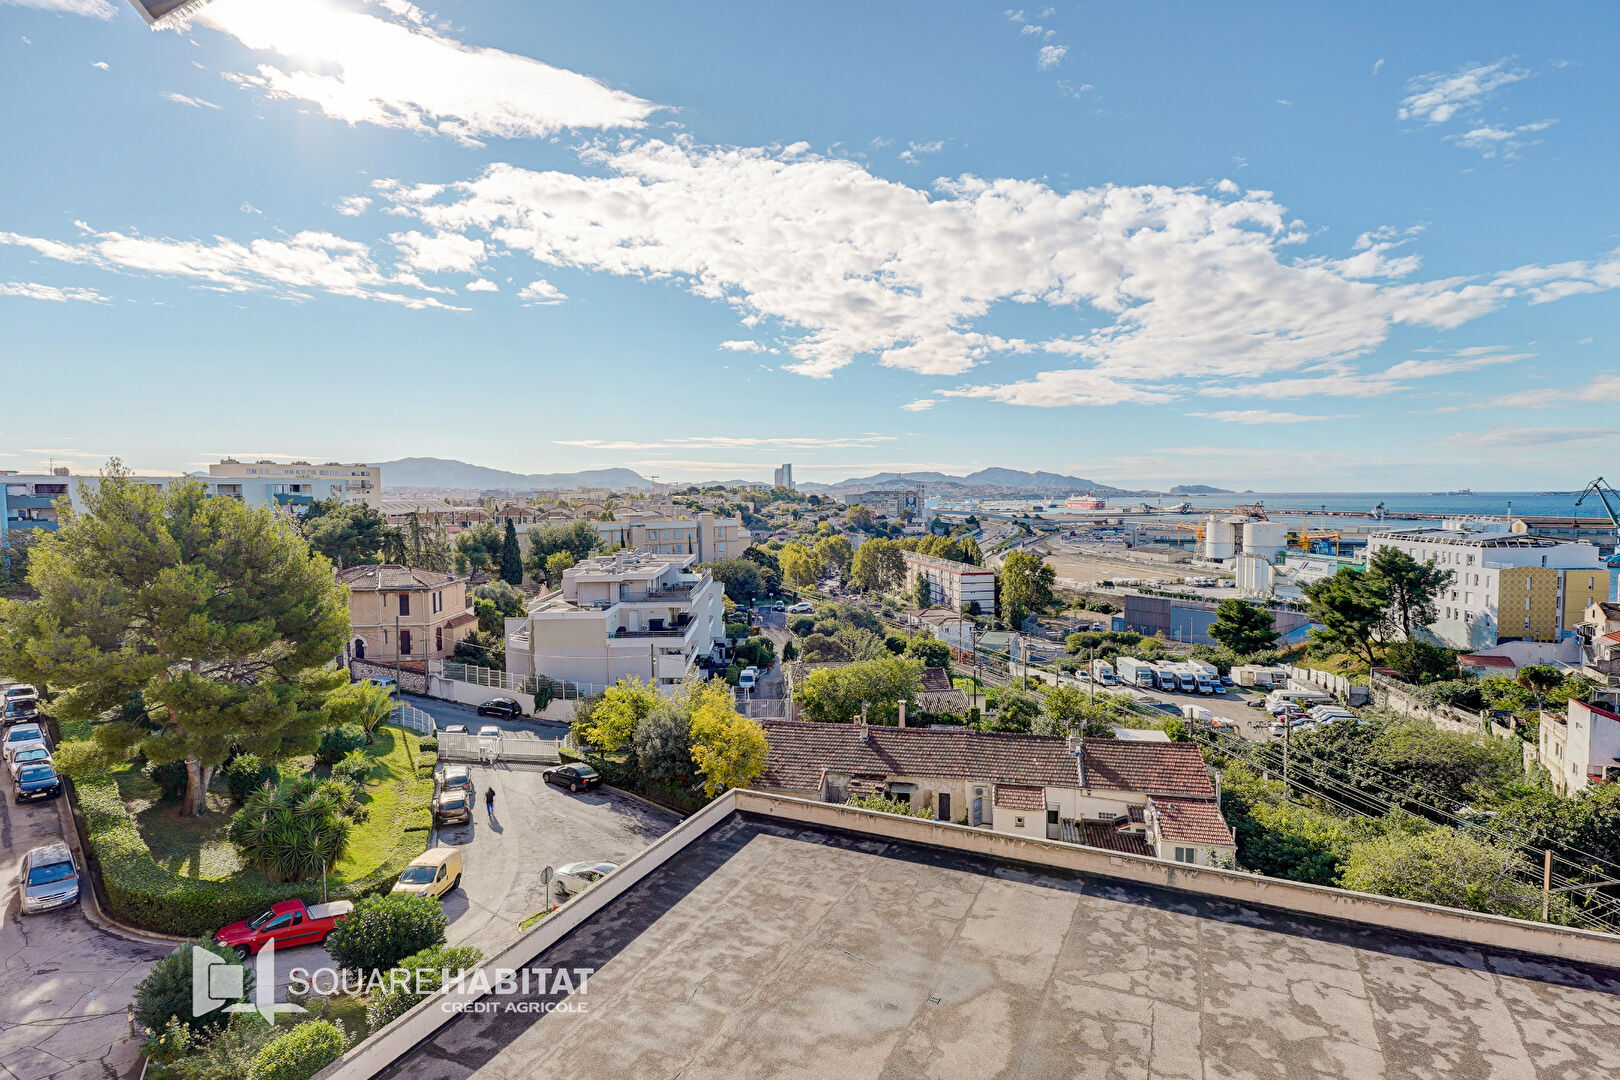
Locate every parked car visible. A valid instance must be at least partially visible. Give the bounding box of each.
[432,790,472,825]
[3,697,39,725]
[736,667,757,691]
[441,724,470,735]
[364,676,397,695]
[14,762,62,802]
[477,725,503,740]
[555,860,617,897]
[435,764,474,796]
[392,847,463,899]
[19,842,79,914]
[476,697,524,719]
[7,747,51,781]
[542,763,602,793]
[786,602,814,614]
[3,724,48,762]
[215,898,353,958]
[770,602,785,612]
[4,684,38,704]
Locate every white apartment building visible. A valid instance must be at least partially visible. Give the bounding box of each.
[841,488,921,519]
[1364,529,1611,650]
[773,464,794,489]
[594,513,752,562]
[901,550,996,614]
[504,552,726,692]
[209,459,381,509]
[1538,699,1620,795]
[1,467,353,539]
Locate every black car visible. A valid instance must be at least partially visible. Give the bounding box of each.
[542,763,602,793]
[476,697,524,719]
[15,763,62,803]
[3,699,39,725]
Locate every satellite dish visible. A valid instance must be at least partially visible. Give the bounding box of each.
[126,0,219,27]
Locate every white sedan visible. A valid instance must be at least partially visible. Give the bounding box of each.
[7,747,52,781]
[3,724,47,762]
[555,861,618,898]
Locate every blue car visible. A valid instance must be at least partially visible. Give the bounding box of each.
[14,763,62,803]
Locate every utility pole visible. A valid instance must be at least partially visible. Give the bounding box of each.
[1282,712,1290,794]
[394,610,402,689]
[1543,849,1553,922]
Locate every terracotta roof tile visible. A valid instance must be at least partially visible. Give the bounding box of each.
[1080,739,1216,799]
[1461,653,1517,667]
[993,784,1046,810]
[920,667,953,692]
[1150,796,1236,847]
[444,611,478,629]
[337,564,460,590]
[1082,822,1154,856]
[759,721,1079,793]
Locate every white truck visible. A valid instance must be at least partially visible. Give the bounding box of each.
[1233,664,1287,689]
[1089,659,1118,686]
[1115,656,1159,690]
[1153,665,1180,693]
[1185,660,1221,694]
[1181,703,1212,722]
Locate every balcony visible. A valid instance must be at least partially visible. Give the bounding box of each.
[273,493,315,506]
[5,518,58,531]
[5,495,57,510]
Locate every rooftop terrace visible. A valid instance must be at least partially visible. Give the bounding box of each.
[346,798,1620,1080]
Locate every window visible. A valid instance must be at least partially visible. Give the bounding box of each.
[432,591,442,614]
[1015,816,1025,828]
[435,627,443,651]
[1047,808,1059,826]
[399,592,411,616]
[1173,847,1196,863]
[400,630,413,655]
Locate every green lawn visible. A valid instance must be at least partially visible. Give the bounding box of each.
[115,726,423,887]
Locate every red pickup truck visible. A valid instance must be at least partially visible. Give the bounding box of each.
[215,898,353,957]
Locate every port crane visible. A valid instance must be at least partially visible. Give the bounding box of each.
[1575,477,1620,561]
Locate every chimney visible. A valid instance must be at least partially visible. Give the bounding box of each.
[857,703,871,743]
[1070,736,1087,789]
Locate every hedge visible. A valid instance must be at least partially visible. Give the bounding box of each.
[249,1019,345,1080]
[76,752,433,937]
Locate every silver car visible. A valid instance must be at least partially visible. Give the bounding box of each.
[20,842,79,914]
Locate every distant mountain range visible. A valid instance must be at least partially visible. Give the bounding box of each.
[376,458,1158,496]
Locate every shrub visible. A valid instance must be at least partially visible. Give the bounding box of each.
[324,893,447,974]
[845,793,933,818]
[329,749,376,795]
[144,759,189,802]
[787,615,815,637]
[224,753,280,805]
[417,735,438,753]
[364,944,483,1031]
[315,724,367,765]
[148,1015,277,1080]
[134,940,251,1036]
[248,1020,345,1080]
[228,778,353,883]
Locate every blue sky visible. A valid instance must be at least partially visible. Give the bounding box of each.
[2,0,1617,489]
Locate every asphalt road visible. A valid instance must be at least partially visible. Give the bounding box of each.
[0,725,164,1080]
[403,694,572,739]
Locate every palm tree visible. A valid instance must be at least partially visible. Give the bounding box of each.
[228,778,353,883]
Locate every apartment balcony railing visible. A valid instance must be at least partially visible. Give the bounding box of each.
[4,495,56,510]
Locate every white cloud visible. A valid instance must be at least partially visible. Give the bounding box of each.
[90,60,109,70]
[555,435,896,451]
[390,229,485,273]
[202,0,657,145]
[1399,59,1529,124]
[1481,373,1620,410]
[900,398,936,412]
[898,140,945,165]
[1190,410,1351,424]
[0,281,109,303]
[239,201,261,215]
[0,226,468,310]
[464,278,498,292]
[718,340,766,353]
[1372,58,1384,76]
[1449,119,1556,158]
[1438,425,1616,450]
[357,138,1618,404]
[0,0,115,18]
[1036,44,1067,70]
[518,279,566,304]
[335,195,372,217]
[164,92,221,110]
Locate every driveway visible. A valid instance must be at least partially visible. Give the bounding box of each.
[0,750,164,1080]
[404,694,572,739]
[432,762,679,957]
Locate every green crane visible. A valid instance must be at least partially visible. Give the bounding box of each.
[1574,477,1620,562]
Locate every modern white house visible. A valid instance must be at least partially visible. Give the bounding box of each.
[504,551,726,693]
[1364,528,1611,650]
[1538,699,1620,795]
[756,720,1236,866]
[593,512,752,562]
[207,458,381,509]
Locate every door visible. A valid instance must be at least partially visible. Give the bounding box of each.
[937,793,951,823]
[970,796,983,827]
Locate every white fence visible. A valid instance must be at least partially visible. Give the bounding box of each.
[391,703,437,735]
[436,731,561,765]
[1284,664,1371,706]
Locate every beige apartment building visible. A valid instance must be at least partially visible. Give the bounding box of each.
[210,458,382,509]
[340,565,475,666]
[595,512,752,561]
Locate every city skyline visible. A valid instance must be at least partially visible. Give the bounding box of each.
[2,0,1618,487]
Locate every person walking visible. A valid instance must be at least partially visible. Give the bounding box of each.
[484,786,496,821]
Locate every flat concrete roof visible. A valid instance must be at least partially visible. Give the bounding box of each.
[374,814,1620,1079]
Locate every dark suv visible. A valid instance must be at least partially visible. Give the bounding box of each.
[476,697,524,719]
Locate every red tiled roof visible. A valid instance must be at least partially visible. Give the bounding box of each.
[1082,822,1154,856]
[337,564,460,590]
[1080,739,1216,799]
[1150,797,1236,847]
[444,611,478,629]
[759,721,1079,793]
[1597,631,1620,645]
[1460,653,1517,668]
[994,784,1046,810]
[920,667,953,692]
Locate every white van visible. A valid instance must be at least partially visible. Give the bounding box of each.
[1265,689,1332,714]
[737,667,758,691]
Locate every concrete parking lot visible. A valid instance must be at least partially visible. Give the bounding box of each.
[0,739,164,1080]
[433,760,679,957]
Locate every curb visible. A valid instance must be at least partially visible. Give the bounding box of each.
[602,783,689,821]
[54,792,188,949]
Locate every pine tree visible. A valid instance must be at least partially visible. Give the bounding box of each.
[500,519,523,585]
